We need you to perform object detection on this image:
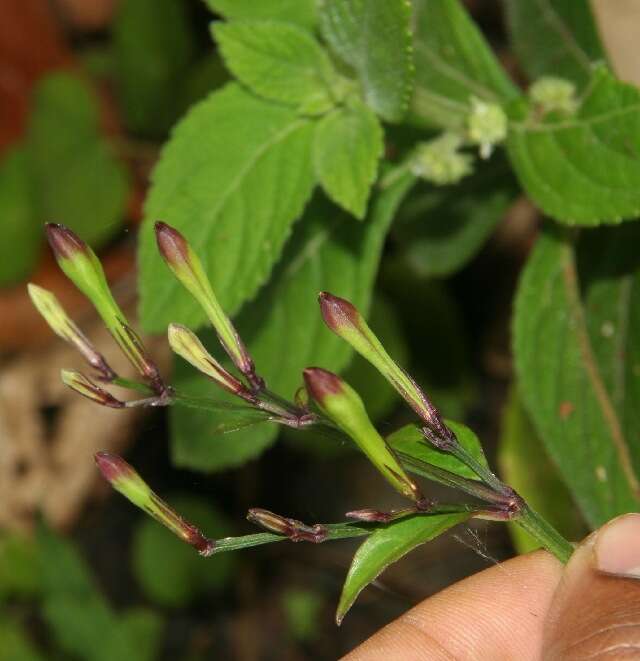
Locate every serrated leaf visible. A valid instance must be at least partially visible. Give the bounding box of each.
[498,388,586,554]
[205,0,317,30]
[113,0,196,137]
[138,83,316,332]
[313,101,383,218]
[505,0,606,86]
[336,512,469,623]
[319,0,413,122]
[26,73,128,250]
[395,158,517,277]
[213,20,339,114]
[0,147,40,287]
[514,223,640,527]
[507,66,640,225]
[387,420,489,482]
[411,0,519,129]
[171,175,414,471]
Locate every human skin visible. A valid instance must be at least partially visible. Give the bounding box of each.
[345,513,640,660]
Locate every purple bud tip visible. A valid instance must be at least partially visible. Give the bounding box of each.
[94,451,134,484]
[154,221,189,266]
[45,223,88,260]
[303,367,343,404]
[318,291,359,332]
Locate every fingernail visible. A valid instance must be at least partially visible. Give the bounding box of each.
[594,513,640,578]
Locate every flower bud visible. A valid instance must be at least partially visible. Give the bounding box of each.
[466,97,507,159]
[246,508,327,543]
[318,292,446,434]
[28,284,115,379]
[95,452,215,556]
[45,224,164,392]
[303,367,422,502]
[168,323,253,401]
[155,222,260,388]
[61,369,124,408]
[409,133,473,185]
[529,76,577,114]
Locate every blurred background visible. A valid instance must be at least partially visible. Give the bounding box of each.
[0,1,639,659]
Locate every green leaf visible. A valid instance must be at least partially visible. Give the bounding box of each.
[505,0,606,86]
[387,420,489,482]
[498,388,587,554]
[132,496,234,607]
[0,619,44,661]
[0,147,40,287]
[116,609,164,661]
[0,533,41,600]
[26,73,129,250]
[113,0,196,137]
[282,589,323,642]
[313,101,383,218]
[213,20,339,114]
[507,66,640,225]
[336,512,469,623]
[171,175,414,471]
[138,83,316,332]
[205,0,317,30]
[514,223,640,527]
[319,0,413,122]
[394,158,517,277]
[410,0,519,129]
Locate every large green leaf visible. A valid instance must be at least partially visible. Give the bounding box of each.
[138,83,316,332]
[205,0,317,30]
[113,0,196,137]
[394,159,517,277]
[387,420,489,482]
[171,176,414,471]
[336,512,469,623]
[0,147,40,287]
[319,0,413,122]
[514,223,640,527]
[213,20,339,114]
[411,0,519,129]
[313,101,383,219]
[26,73,129,250]
[0,619,44,661]
[498,388,587,554]
[507,66,640,225]
[505,0,606,86]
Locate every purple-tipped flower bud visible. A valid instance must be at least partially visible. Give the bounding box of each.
[318,292,449,437]
[28,284,115,379]
[45,224,164,393]
[303,367,422,503]
[168,323,254,401]
[61,370,124,408]
[95,452,215,556]
[155,222,261,389]
[246,508,327,543]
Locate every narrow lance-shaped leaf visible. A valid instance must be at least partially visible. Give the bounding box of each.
[45,224,165,393]
[303,367,423,503]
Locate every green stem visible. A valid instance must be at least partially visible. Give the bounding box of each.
[515,504,574,564]
[448,443,508,494]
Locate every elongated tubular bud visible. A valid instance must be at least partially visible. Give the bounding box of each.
[155,222,261,389]
[318,292,451,439]
[303,368,422,502]
[168,324,254,401]
[28,284,115,379]
[45,224,164,393]
[246,508,327,543]
[95,452,215,556]
[62,369,124,408]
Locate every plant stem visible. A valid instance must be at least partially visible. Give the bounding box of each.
[515,504,574,564]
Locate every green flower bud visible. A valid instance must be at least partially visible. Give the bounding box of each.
[95,452,215,556]
[246,508,327,543]
[529,76,577,114]
[168,323,254,401]
[154,222,262,390]
[303,367,422,502]
[45,224,164,393]
[466,97,507,159]
[28,284,115,379]
[409,133,473,185]
[61,369,124,408]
